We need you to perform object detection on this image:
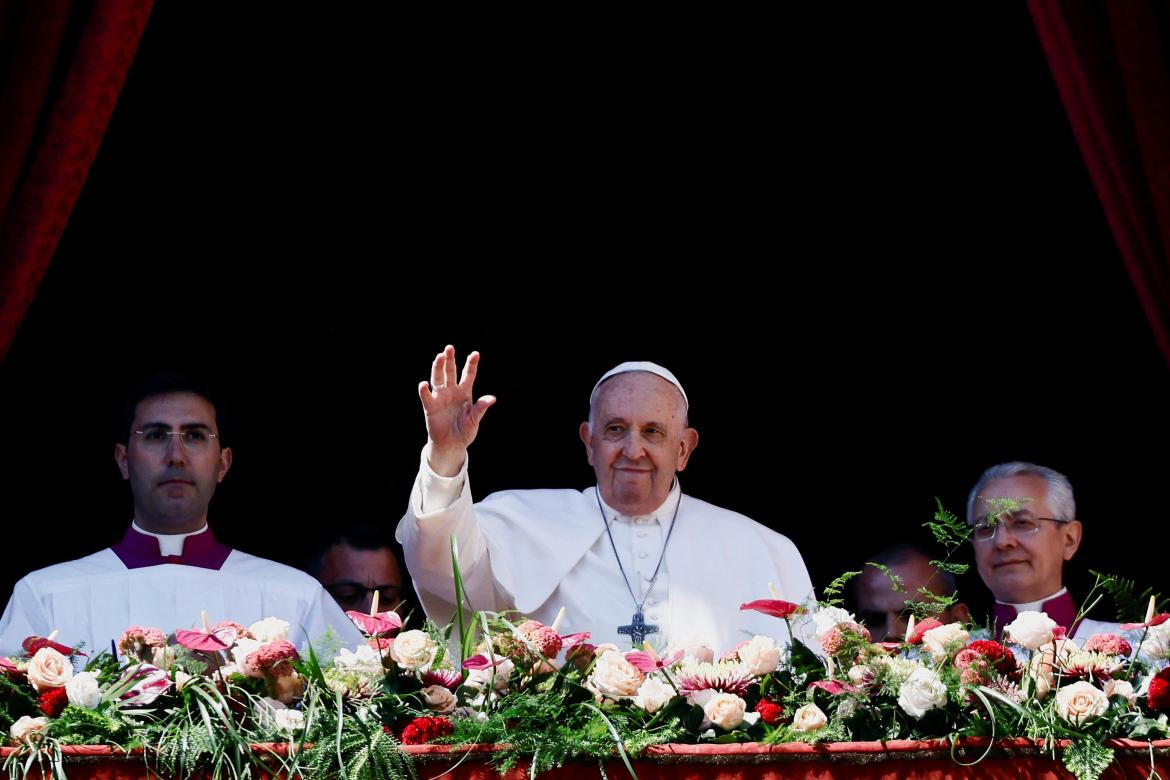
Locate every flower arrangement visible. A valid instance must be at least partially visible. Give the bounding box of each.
[1,530,1167,780]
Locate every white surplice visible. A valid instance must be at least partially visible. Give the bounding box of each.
[0,549,364,658]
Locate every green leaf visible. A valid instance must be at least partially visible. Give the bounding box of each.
[1063,738,1114,780]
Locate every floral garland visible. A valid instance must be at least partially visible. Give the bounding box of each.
[1,591,1168,780]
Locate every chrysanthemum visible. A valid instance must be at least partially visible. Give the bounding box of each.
[676,659,754,696]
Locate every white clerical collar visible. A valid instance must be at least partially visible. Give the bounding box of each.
[599,481,682,526]
[999,587,1067,613]
[131,521,209,557]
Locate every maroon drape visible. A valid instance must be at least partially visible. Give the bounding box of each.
[0,0,153,363]
[1029,1,1170,368]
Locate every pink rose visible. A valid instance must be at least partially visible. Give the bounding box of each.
[26,647,72,691]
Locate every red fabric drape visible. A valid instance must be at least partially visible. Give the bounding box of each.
[1028,1,1170,369]
[0,0,153,363]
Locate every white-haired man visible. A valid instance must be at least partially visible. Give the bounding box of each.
[967,461,1116,639]
[396,346,815,651]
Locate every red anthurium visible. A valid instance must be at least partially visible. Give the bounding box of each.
[1120,613,1170,631]
[740,600,804,619]
[22,635,81,657]
[625,648,685,674]
[907,618,944,645]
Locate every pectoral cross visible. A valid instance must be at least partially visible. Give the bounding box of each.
[617,610,658,646]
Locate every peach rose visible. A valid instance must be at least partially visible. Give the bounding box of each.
[1055,680,1108,724]
[26,647,73,691]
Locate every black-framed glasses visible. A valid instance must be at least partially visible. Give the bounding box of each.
[323,581,401,608]
[970,513,1069,543]
[133,426,219,451]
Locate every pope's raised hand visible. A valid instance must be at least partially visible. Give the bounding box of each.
[418,345,496,477]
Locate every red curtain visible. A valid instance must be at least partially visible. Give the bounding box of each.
[1029,1,1170,368]
[0,0,153,363]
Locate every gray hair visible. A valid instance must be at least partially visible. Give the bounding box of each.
[966,461,1077,524]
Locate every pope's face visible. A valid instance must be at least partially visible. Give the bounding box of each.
[579,372,697,516]
[970,474,1081,604]
[114,392,232,533]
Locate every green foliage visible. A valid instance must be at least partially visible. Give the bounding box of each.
[1088,569,1166,623]
[301,712,414,780]
[820,570,861,607]
[51,705,132,745]
[1062,738,1115,780]
[0,672,38,733]
[923,499,972,551]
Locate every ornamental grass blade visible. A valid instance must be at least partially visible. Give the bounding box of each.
[583,702,639,780]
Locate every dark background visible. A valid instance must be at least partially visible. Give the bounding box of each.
[1,6,1165,624]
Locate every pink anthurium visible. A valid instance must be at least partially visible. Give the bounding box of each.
[175,611,231,653]
[625,647,685,674]
[345,610,403,637]
[809,679,862,695]
[462,653,508,670]
[739,599,804,619]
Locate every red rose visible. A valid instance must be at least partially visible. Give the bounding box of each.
[1148,668,1170,713]
[754,699,784,725]
[38,687,68,717]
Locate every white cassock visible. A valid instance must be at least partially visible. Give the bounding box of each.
[396,448,817,653]
[0,527,364,657]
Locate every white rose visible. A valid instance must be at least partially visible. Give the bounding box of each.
[790,703,828,732]
[633,677,676,714]
[26,647,73,691]
[1141,623,1170,661]
[65,671,102,710]
[812,607,854,641]
[1003,611,1057,651]
[248,618,290,643]
[273,708,305,733]
[921,623,970,665]
[702,693,746,731]
[847,664,875,687]
[586,651,645,701]
[334,645,385,680]
[389,630,437,671]
[9,716,50,744]
[738,636,781,676]
[464,659,513,692]
[897,666,948,719]
[678,640,715,664]
[151,645,176,670]
[420,684,457,714]
[1055,680,1108,724]
[1103,679,1136,705]
[231,639,263,676]
[1027,652,1054,700]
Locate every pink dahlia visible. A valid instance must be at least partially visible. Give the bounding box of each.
[118,626,168,660]
[1082,633,1133,657]
[245,640,299,677]
[517,620,563,658]
[820,622,870,656]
